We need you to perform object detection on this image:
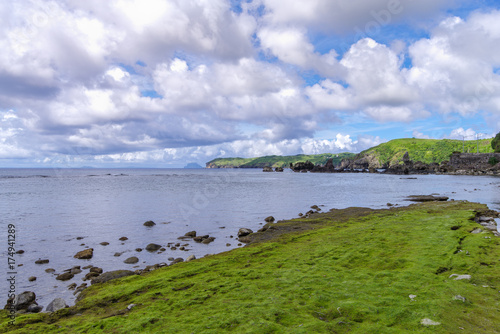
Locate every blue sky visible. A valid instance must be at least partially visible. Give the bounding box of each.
[1,0,500,167]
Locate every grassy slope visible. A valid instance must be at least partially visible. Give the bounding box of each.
[356,138,494,166]
[2,201,500,333]
[206,153,355,168]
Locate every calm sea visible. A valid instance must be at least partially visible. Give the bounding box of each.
[1,168,499,307]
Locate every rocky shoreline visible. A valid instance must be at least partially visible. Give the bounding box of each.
[3,221,262,315]
[284,152,500,176]
[3,199,500,332]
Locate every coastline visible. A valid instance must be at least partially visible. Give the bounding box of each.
[2,199,500,333]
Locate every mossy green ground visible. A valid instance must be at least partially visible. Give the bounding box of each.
[2,201,500,333]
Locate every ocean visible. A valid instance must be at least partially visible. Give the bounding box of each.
[1,168,499,308]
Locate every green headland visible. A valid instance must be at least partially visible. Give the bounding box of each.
[205,138,495,168]
[3,200,500,333]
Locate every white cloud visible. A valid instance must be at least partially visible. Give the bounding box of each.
[447,127,477,140]
[412,130,431,139]
[1,1,500,167]
[260,0,450,33]
[257,27,344,77]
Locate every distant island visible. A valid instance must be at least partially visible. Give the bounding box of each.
[183,162,203,169]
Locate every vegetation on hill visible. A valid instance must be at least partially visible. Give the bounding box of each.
[353,138,494,167]
[206,153,355,168]
[2,201,500,333]
[492,132,500,153]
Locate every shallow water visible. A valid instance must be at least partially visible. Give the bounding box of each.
[1,168,499,308]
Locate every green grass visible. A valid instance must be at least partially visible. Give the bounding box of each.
[206,153,355,168]
[356,138,494,167]
[2,201,500,333]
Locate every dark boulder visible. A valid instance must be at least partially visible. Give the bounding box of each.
[201,237,215,244]
[145,243,162,252]
[238,228,253,237]
[184,231,197,237]
[91,270,135,285]
[124,256,139,264]
[74,248,93,260]
[5,291,36,311]
[264,216,275,223]
[143,220,156,227]
[35,259,49,264]
[56,272,74,281]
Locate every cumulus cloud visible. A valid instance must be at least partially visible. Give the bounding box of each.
[1,1,500,167]
[259,0,451,33]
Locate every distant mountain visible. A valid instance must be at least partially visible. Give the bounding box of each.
[184,162,203,169]
[206,153,356,168]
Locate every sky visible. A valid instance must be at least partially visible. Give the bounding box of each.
[1,0,500,168]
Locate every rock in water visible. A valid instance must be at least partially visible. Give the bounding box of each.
[184,231,197,237]
[124,256,139,264]
[35,259,49,264]
[56,272,74,281]
[74,248,93,259]
[143,220,156,227]
[145,243,162,252]
[46,298,68,312]
[238,228,253,237]
[264,216,275,223]
[186,255,196,262]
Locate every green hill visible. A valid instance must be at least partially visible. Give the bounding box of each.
[352,138,494,168]
[206,153,356,168]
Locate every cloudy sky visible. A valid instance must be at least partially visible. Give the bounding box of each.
[1,0,500,167]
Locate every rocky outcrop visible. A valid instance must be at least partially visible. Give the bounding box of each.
[262,166,273,172]
[143,220,156,227]
[290,160,314,172]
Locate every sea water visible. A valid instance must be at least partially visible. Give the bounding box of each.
[1,168,499,307]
